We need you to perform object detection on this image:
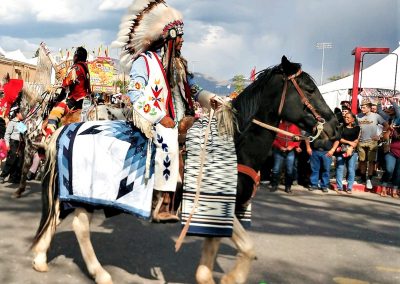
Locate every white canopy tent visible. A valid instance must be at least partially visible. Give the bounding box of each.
[319,45,400,110]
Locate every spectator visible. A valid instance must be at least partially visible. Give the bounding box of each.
[296,139,311,188]
[380,118,400,198]
[0,116,6,139]
[269,121,301,194]
[0,108,24,183]
[357,98,389,190]
[306,136,339,193]
[335,112,360,194]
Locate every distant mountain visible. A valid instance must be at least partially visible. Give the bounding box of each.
[193,72,232,96]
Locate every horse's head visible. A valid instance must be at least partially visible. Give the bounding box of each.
[277,56,341,141]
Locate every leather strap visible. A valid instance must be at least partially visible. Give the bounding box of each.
[278,79,288,116]
[238,164,260,197]
[290,78,322,121]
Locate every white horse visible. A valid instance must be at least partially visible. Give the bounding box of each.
[31,57,340,283]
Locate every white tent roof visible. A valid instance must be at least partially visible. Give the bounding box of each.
[2,49,37,66]
[0,46,5,56]
[5,49,27,62]
[319,45,400,94]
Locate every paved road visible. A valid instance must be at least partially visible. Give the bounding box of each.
[0,181,399,284]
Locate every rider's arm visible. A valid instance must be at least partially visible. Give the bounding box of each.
[187,74,218,110]
[127,57,166,124]
[62,65,78,88]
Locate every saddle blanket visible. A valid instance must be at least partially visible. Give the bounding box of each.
[57,120,155,219]
[182,116,238,237]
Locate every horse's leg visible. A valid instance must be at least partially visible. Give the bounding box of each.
[72,208,112,284]
[195,237,221,284]
[32,199,60,272]
[14,145,33,198]
[220,216,256,284]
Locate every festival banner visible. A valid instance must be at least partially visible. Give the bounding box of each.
[88,57,116,93]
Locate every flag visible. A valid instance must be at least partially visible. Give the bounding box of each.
[250,66,256,81]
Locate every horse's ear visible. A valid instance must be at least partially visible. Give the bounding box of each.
[281,55,299,76]
[281,56,291,72]
[281,56,290,65]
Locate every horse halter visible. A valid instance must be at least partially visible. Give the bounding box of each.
[252,69,325,142]
[278,69,323,121]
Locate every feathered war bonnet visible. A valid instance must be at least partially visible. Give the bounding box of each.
[112,0,184,72]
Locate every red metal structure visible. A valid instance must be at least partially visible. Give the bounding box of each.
[351,47,390,113]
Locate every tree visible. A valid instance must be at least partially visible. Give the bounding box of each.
[114,79,128,94]
[232,74,246,94]
[328,72,351,82]
[32,48,40,58]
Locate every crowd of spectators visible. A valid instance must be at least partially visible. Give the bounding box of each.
[262,98,400,198]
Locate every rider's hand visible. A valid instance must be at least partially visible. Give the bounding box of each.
[210,95,225,111]
[159,116,175,128]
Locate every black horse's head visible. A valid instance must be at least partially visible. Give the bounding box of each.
[278,56,340,140]
[233,56,340,144]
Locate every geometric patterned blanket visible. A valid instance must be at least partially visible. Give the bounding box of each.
[57,120,155,219]
[182,116,238,237]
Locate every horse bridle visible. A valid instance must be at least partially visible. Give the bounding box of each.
[252,69,325,143]
[239,69,327,197]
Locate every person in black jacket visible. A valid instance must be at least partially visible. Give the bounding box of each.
[0,117,6,139]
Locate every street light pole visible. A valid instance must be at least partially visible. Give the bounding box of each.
[316,42,333,85]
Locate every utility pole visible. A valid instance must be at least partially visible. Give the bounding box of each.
[316,42,333,85]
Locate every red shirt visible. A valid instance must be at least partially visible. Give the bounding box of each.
[272,122,301,151]
[63,62,90,101]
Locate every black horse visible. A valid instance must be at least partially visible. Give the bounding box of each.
[233,56,340,212]
[31,56,340,284]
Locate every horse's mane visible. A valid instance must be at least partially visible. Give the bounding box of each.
[232,65,281,133]
[232,60,305,134]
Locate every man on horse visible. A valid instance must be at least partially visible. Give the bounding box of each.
[45,47,91,137]
[113,0,221,222]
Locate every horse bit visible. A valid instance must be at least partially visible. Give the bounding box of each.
[252,69,325,143]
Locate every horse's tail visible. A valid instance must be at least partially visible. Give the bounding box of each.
[31,129,61,249]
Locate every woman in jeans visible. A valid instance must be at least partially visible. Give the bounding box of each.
[335,112,360,194]
[380,118,400,198]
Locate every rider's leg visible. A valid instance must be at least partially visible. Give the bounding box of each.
[45,101,68,137]
[152,124,180,222]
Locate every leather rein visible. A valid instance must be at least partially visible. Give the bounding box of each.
[253,69,326,143]
[238,69,326,195]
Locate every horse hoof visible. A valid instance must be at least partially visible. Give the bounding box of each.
[95,273,113,284]
[195,265,215,284]
[220,274,237,284]
[32,261,49,272]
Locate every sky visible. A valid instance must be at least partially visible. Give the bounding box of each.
[0,0,399,84]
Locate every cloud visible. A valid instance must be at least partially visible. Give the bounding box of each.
[0,0,398,82]
[0,36,39,56]
[0,0,112,24]
[99,0,131,11]
[0,29,113,59]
